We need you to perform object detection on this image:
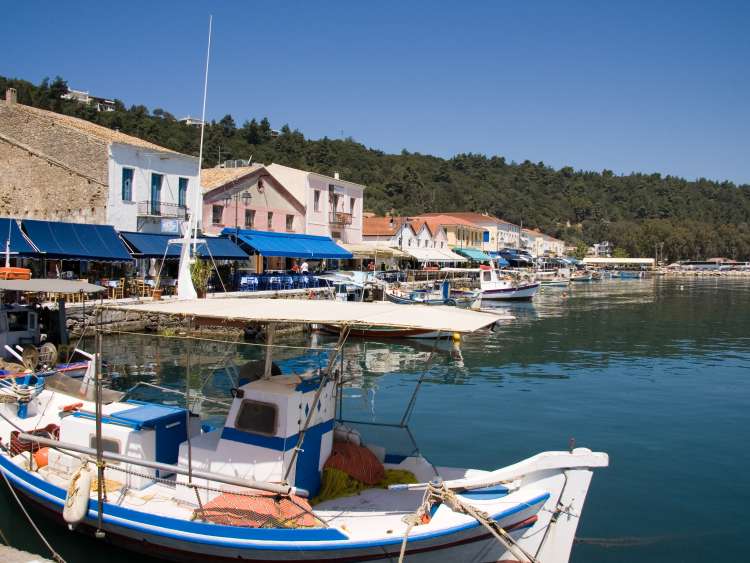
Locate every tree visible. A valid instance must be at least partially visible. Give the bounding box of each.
[574,242,588,260]
[612,247,630,258]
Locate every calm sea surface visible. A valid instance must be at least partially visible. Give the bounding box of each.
[1,277,748,562]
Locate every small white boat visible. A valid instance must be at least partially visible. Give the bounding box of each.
[0,298,607,563]
[476,265,540,301]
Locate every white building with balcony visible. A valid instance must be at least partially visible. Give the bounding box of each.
[265,164,364,244]
[0,92,199,235]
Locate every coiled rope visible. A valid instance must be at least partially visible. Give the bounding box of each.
[397,480,539,563]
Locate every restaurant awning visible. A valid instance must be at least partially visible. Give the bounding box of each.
[22,219,132,262]
[404,247,467,263]
[0,218,38,257]
[120,232,248,260]
[453,248,492,262]
[341,243,408,259]
[224,229,352,259]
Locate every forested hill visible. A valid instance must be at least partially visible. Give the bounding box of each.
[4,75,750,261]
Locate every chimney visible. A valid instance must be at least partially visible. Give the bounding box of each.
[334,172,340,180]
[5,88,17,104]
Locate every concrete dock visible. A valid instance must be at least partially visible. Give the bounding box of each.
[0,544,53,562]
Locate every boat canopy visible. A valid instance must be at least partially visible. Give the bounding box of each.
[120,232,248,261]
[0,279,105,293]
[453,248,492,262]
[403,247,466,263]
[340,243,408,259]
[224,228,352,259]
[22,219,132,262]
[105,298,499,333]
[0,218,38,257]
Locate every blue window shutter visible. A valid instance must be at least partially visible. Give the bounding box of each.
[150,174,163,215]
[121,168,133,201]
[178,178,188,208]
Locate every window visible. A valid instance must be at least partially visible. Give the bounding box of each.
[178,177,188,207]
[7,311,28,332]
[349,197,355,214]
[245,209,255,228]
[267,211,273,230]
[235,400,277,436]
[483,271,492,282]
[314,190,321,212]
[121,168,133,201]
[286,214,294,231]
[212,205,223,225]
[150,173,163,215]
[89,436,120,456]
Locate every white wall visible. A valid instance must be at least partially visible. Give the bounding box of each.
[106,143,200,234]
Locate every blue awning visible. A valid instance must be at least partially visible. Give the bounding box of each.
[453,247,492,261]
[120,232,248,260]
[22,220,132,262]
[0,218,38,257]
[224,228,352,259]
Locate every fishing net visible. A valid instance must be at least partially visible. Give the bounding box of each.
[313,467,417,505]
[197,491,318,528]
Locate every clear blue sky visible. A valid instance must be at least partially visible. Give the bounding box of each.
[2,1,748,184]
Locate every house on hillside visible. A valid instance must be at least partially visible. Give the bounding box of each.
[265,164,364,243]
[201,165,305,236]
[0,88,200,235]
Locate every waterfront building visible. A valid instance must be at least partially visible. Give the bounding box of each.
[412,214,485,250]
[0,89,200,235]
[201,165,305,236]
[420,212,521,253]
[362,216,418,249]
[265,163,364,244]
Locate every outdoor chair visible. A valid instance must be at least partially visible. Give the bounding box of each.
[268,276,282,291]
[282,276,294,290]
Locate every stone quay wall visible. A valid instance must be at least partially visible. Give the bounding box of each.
[64,287,334,337]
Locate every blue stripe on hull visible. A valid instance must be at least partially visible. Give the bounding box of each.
[0,453,548,555]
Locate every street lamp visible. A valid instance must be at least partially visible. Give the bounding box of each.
[223,191,253,231]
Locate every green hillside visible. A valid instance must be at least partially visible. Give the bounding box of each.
[3,75,750,261]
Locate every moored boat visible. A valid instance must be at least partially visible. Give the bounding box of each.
[0,297,607,563]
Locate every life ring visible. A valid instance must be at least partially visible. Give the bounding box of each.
[63,459,93,528]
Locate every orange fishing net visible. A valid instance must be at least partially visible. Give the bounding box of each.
[324,441,385,485]
[198,491,318,528]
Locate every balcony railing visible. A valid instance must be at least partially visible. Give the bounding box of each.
[329,211,352,225]
[137,201,187,219]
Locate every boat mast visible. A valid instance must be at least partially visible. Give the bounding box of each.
[177,14,212,300]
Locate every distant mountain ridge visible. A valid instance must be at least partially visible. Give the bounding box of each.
[2,74,750,260]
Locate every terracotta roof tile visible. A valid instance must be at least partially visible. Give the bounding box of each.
[201,165,263,191]
[1,101,190,156]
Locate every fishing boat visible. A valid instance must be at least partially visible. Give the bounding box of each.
[384,281,480,308]
[569,270,593,283]
[474,264,540,301]
[0,297,607,563]
[613,270,644,279]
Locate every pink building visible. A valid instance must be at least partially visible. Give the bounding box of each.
[201,165,305,236]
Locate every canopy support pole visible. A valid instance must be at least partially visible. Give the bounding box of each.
[263,323,276,379]
[94,309,105,539]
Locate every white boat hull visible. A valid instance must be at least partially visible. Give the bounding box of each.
[480,282,540,301]
[0,447,605,563]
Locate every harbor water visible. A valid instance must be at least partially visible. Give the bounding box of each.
[1,277,748,562]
